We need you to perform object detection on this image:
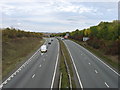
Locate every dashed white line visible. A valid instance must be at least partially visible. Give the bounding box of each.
[32,74,35,78]
[71,40,120,76]
[39,65,41,67]
[0,39,47,87]
[95,70,98,74]
[105,82,109,88]
[43,58,45,61]
[88,63,91,65]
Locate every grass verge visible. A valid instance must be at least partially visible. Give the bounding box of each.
[59,39,69,88]
[58,39,76,88]
[70,39,119,71]
[2,37,45,78]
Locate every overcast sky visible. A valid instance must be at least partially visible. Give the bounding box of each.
[0,0,119,33]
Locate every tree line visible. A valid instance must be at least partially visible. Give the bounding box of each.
[2,27,43,40]
[54,20,120,56]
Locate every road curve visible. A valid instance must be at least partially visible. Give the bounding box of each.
[64,39,119,88]
[2,38,59,88]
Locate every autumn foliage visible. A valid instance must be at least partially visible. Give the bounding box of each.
[2,28,43,42]
[69,20,119,56]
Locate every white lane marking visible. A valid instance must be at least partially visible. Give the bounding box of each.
[64,41,83,89]
[95,70,98,74]
[32,74,35,78]
[71,40,120,76]
[88,63,91,65]
[4,81,7,84]
[105,82,109,88]
[11,75,14,78]
[51,39,59,89]
[0,39,47,87]
[14,72,17,76]
[18,68,21,71]
[22,64,25,67]
[7,77,11,81]
[59,73,62,89]
[39,65,41,67]
[16,70,19,73]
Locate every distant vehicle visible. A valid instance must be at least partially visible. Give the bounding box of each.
[48,41,51,44]
[40,45,47,53]
[83,37,89,41]
[64,35,68,39]
[51,39,53,41]
[64,33,69,39]
[61,38,64,40]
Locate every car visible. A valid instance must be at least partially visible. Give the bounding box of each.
[48,41,51,44]
[40,45,47,53]
[51,39,53,41]
[61,38,64,40]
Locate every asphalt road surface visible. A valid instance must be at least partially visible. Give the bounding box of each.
[63,39,119,88]
[2,38,59,88]
[1,38,119,89]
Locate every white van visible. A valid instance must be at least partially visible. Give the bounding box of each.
[40,45,47,53]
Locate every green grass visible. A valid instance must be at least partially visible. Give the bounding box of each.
[59,39,69,88]
[70,39,119,71]
[2,37,45,78]
[59,39,76,88]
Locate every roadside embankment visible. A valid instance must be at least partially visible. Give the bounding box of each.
[2,37,44,78]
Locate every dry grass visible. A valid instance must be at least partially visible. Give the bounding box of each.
[2,37,44,78]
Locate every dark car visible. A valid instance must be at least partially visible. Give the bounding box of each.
[48,41,51,44]
[51,39,53,41]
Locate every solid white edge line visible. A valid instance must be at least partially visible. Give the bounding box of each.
[105,82,109,88]
[0,84,3,89]
[1,39,47,87]
[51,39,59,89]
[70,40,120,76]
[63,41,83,89]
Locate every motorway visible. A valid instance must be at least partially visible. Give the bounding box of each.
[1,38,59,88]
[63,39,119,88]
[1,38,119,88]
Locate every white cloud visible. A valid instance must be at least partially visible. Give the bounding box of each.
[52,1,96,14]
[17,23,21,25]
[0,0,118,32]
[0,0,98,16]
